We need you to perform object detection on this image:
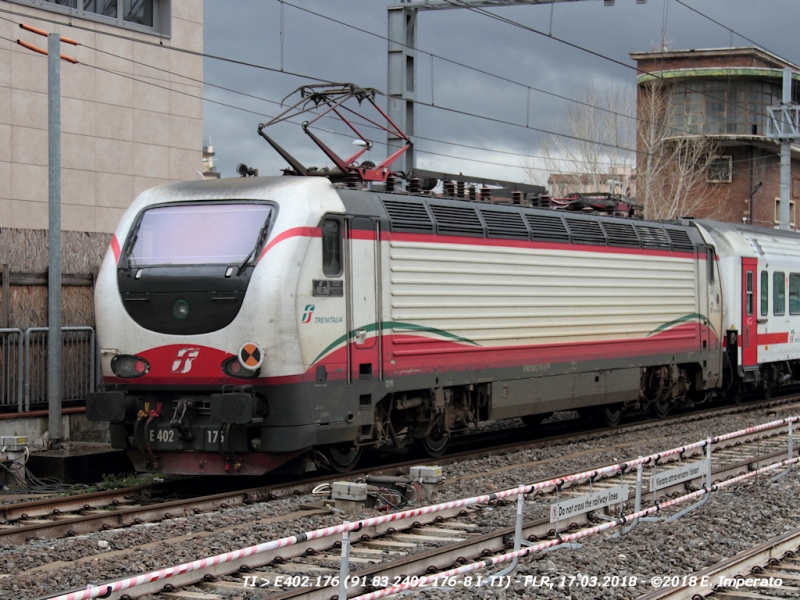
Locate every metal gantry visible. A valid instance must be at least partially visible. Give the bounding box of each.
[767,68,800,231]
[386,0,597,174]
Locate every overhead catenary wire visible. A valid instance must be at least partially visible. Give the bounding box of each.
[277,0,733,142]
[1,5,793,186]
[272,0,796,180]
[0,30,786,187]
[0,11,634,174]
[0,14,643,179]
[673,0,785,58]
[441,0,788,125]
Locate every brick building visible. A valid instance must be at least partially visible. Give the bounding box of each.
[547,166,636,199]
[631,47,800,227]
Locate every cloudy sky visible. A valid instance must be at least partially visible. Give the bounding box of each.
[202,0,800,187]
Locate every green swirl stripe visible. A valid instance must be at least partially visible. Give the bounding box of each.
[310,321,479,366]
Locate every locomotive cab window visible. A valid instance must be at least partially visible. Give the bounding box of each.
[761,271,769,316]
[322,219,342,277]
[126,203,273,267]
[707,248,715,283]
[790,274,800,315]
[774,271,786,316]
[745,272,754,316]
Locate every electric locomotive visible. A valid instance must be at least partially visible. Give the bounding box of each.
[86,173,730,475]
[87,83,797,476]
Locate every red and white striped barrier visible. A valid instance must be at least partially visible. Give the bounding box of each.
[45,416,800,600]
[351,455,800,600]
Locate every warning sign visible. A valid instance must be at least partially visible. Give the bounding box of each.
[549,485,629,523]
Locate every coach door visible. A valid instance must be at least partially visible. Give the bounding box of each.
[348,217,381,383]
[741,257,758,366]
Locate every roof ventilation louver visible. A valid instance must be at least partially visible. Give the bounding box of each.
[480,208,529,239]
[636,225,671,250]
[382,199,434,233]
[666,228,695,252]
[429,203,484,236]
[565,217,607,245]
[525,213,570,242]
[602,222,640,247]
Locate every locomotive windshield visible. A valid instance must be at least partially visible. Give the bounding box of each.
[127,203,272,267]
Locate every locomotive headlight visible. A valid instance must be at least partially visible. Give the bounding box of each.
[111,355,150,378]
[172,299,190,320]
[222,357,259,379]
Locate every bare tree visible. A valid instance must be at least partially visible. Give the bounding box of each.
[523,82,636,196]
[637,78,727,220]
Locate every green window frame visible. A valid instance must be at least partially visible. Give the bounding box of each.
[761,271,768,316]
[774,271,786,316]
[791,274,800,315]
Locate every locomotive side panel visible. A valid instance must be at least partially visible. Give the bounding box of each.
[383,235,707,408]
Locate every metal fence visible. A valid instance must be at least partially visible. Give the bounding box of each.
[0,327,96,413]
[24,327,96,412]
[0,329,24,412]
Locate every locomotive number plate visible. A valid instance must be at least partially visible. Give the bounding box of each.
[147,428,180,449]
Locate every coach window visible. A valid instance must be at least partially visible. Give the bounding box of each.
[745,272,754,316]
[761,271,769,316]
[322,219,342,277]
[774,272,786,316]
[791,274,800,314]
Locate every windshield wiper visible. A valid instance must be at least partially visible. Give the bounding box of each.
[236,219,270,276]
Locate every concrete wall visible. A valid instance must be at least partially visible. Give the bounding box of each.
[0,0,204,233]
[0,410,109,442]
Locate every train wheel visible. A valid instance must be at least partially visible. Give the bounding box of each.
[650,400,670,419]
[323,443,363,473]
[415,431,450,458]
[600,405,623,428]
[521,414,541,427]
[731,384,744,405]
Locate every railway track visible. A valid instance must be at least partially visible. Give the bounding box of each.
[37,412,799,600]
[171,416,799,600]
[637,526,800,599]
[2,397,794,546]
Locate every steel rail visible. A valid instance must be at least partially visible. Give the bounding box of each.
[3,397,794,545]
[38,416,800,600]
[1,484,156,522]
[225,441,800,600]
[636,527,800,599]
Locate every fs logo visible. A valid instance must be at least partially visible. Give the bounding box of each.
[301,304,315,324]
[171,348,200,373]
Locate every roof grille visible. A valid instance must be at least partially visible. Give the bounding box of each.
[637,225,671,249]
[382,199,433,233]
[480,208,528,239]
[666,228,695,252]
[429,203,484,236]
[566,217,607,245]
[602,222,639,247]
[525,213,570,242]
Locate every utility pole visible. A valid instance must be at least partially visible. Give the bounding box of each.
[768,67,799,231]
[17,25,77,445]
[386,0,599,175]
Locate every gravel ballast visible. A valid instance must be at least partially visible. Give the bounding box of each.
[1,407,797,600]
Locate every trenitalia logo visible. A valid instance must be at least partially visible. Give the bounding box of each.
[171,348,200,373]
[301,305,315,324]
